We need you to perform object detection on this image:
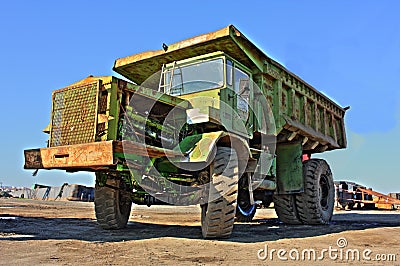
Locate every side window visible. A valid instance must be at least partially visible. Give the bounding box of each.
[234,67,250,120]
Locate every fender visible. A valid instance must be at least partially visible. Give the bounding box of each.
[176,131,252,171]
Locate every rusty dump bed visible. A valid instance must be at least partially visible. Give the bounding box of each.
[114,25,347,152]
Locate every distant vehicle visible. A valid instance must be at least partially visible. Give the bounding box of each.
[335,181,400,210]
[24,25,347,238]
[334,181,374,210]
[0,191,12,198]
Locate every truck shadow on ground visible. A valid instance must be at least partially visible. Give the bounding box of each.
[1,212,399,243]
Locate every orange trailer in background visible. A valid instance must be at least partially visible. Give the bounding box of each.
[335,181,400,210]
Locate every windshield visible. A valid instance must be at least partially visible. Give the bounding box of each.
[164,58,224,95]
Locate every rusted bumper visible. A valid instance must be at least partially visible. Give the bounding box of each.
[24,140,184,171]
[24,141,115,170]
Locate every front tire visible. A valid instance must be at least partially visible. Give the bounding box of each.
[94,177,132,229]
[201,147,239,238]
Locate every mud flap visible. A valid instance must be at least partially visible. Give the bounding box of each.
[276,141,304,194]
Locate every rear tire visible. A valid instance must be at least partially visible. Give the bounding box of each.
[273,194,302,224]
[201,147,239,238]
[295,159,334,224]
[94,177,132,229]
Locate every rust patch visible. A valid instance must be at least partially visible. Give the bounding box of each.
[117,141,184,158]
[40,141,114,168]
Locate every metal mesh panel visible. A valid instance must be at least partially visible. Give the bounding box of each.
[50,81,100,147]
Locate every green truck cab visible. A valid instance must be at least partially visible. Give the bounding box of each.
[24,25,347,238]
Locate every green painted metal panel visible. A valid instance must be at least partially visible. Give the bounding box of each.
[106,77,119,140]
[177,132,224,162]
[275,142,304,194]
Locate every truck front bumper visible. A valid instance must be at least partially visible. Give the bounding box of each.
[24,141,115,170]
[24,140,184,171]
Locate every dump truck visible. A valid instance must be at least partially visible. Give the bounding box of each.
[24,25,347,238]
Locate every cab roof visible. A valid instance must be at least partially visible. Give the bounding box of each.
[113,25,344,112]
[113,25,270,84]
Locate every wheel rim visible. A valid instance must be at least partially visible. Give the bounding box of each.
[238,189,255,216]
[238,203,256,216]
[319,174,330,210]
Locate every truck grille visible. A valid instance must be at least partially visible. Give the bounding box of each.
[49,81,100,147]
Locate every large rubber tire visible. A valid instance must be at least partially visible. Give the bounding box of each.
[295,159,335,224]
[201,147,239,238]
[94,178,132,229]
[273,194,302,224]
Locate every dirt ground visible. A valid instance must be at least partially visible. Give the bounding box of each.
[0,198,399,265]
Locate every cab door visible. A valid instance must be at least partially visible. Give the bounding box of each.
[233,65,252,137]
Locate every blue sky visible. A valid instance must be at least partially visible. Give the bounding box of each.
[0,1,399,193]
